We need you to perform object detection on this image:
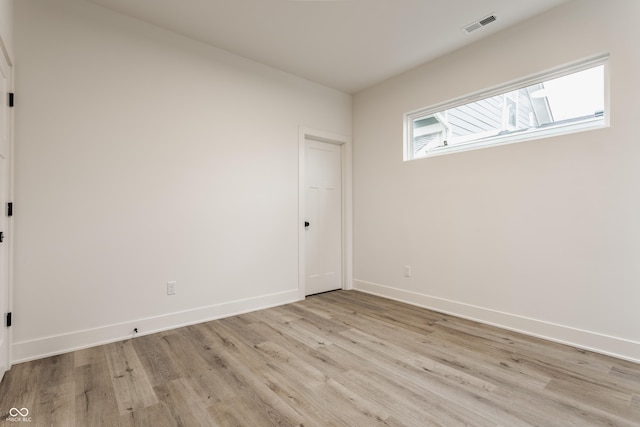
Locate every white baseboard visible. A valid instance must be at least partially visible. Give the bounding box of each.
[353,280,640,364]
[11,289,300,364]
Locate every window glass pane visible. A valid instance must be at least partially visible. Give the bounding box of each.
[409,63,605,159]
[543,66,604,122]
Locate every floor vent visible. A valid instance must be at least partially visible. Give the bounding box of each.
[463,14,497,34]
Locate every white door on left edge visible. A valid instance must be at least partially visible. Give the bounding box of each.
[0,47,11,379]
[305,139,342,296]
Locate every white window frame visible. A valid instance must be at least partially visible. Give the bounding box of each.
[404,54,610,160]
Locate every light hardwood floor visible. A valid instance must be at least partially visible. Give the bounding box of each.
[0,290,639,426]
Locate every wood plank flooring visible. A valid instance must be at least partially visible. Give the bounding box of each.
[0,290,639,426]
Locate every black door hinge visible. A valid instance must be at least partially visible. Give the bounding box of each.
[7,202,12,217]
[6,312,11,327]
[8,93,14,108]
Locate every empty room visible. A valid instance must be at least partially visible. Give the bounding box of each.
[0,0,639,425]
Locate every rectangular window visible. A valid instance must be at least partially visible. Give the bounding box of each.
[404,55,608,160]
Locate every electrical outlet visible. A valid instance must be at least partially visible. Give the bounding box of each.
[167,281,177,295]
[403,266,412,277]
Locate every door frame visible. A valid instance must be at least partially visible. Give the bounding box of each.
[0,34,14,378]
[298,127,352,300]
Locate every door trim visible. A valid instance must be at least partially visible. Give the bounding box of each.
[298,127,352,300]
[0,33,13,378]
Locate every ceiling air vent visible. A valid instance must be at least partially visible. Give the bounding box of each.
[463,14,497,34]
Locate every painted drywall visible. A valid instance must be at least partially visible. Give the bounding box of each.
[13,0,351,361]
[0,0,12,59]
[353,0,640,362]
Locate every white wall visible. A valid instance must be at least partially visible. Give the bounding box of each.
[13,0,351,362]
[0,0,12,59]
[353,0,640,362]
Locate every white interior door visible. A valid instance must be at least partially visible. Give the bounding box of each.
[304,139,342,296]
[0,48,11,378]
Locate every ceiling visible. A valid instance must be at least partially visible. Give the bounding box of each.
[86,0,569,94]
